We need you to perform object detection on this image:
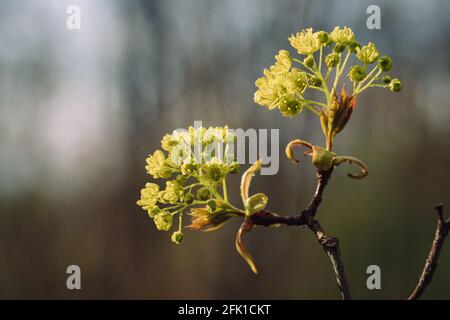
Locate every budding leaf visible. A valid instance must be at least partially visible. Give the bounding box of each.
[244,193,268,217]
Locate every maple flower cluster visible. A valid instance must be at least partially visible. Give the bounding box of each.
[254,26,402,125]
[137,126,241,243]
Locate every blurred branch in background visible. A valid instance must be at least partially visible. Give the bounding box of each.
[409,204,450,300]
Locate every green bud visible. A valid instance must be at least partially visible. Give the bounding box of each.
[334,44,345,53]
[196,187,211,201]
[171,231,183,244]
[378,55,393,72]
[317,31,329,44]
[389,78,402,92]
[308,76,322,87]
[303,55,314,68]
[244,193,268,217]
[311,146,336,171]
[325,53,340,68]
[181,163,197,176]
[349,41,361,53]
[382,75,392,84]
[184,193,194,204]
[204,164,224,183]
[207,200,217,212]
[348,65,366,82]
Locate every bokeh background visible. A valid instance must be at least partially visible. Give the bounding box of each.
[1,0,450,299]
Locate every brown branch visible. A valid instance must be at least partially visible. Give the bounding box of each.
[248,172,450,300]
[408,204,450,300]
[307,218,351,300]
[250,168,352,300]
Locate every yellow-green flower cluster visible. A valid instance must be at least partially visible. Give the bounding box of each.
[254,26,402,121]
[137,126,240,243]
[254,50,308,117]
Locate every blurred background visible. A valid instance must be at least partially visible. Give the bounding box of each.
[1,0,450,299]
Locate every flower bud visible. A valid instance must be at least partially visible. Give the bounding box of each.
[334,44,346,53]
[181,163,197,176]
[244,193,268,217]
[207,200,217,212]
[308,76,322,87]
[171,231,184,244]
[389,79,402,92]
[196,187,211,201]
[303,55,314,68]
[348,65,366,82]
[325,53,340,68]
[378,55,392,72]
[382,75,392,84]
[318,31,329,44]
[205,164,224,183]
[184,193,194,204]
[311,146,336,171]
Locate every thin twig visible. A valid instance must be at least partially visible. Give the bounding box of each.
[307,218,351,300]
[250,168,352,300]
[408,204,450,300]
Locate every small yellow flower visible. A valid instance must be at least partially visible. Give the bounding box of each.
[356,42,379,64]
[137,183,160,211]
[154,211,173,231]
[145,150,172,179]
[330,26,354,45]
[254,50,308,116]
[289,28,321,55]
[254,76,284,110]
[159,180,184,204]
[161,134,177,151]
[272,50,292,72]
